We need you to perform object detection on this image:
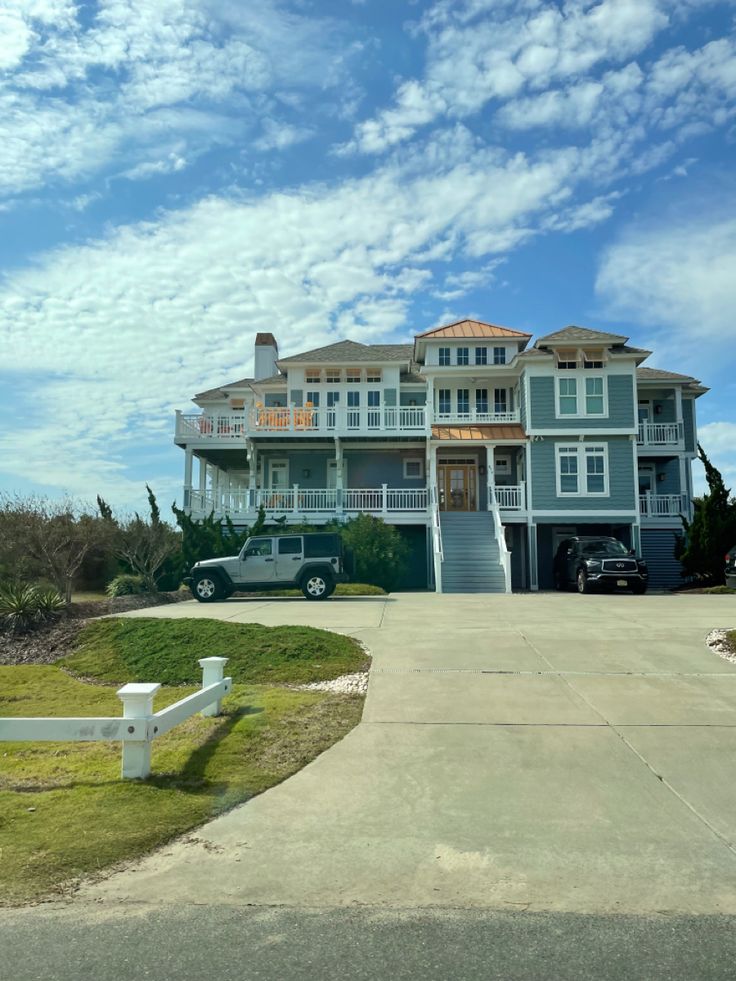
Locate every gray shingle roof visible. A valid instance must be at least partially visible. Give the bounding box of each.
[195,376,254,399]
[278,340,413,364]
[637,366,700,383]
[536,325,629,346]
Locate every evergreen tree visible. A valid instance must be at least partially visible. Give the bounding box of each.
[172,504,266,568]
[679,445,736,583]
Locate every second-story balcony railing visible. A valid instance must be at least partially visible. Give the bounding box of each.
[637,421,684,446]
[434,408,520,426]
[176,406,428,439]
[639,493,685,517]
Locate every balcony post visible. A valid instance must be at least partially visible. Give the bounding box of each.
[335,438,344,514]
[183,447,193,510]
[293,484,299,513]
[382,483,388,516]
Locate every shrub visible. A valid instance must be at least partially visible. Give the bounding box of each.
[334,514,409,592]
[0,583,64,634]
[106,574,147,597]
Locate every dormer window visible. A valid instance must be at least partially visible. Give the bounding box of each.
[325,369,340,383]
[439,347,451,366]
[583,350,604,369]
[557,349,578,370]
[366,369,381,383]
[305,370,321,384]
[346,368,361,384]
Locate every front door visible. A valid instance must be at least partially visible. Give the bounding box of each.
[439,464,477,511]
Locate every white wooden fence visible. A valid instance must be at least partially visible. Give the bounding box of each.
[0,657,232,780]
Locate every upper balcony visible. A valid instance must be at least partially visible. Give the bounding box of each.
[433,408,520,426]
[637,421,684,449]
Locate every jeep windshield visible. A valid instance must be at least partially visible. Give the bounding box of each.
[580,541,630,557]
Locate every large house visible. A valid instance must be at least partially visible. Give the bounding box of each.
[174,320,707,592]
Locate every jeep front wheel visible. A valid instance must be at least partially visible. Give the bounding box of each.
[302,573,332,601]
[191,573,224,603]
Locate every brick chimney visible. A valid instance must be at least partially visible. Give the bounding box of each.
[254,333,279,381]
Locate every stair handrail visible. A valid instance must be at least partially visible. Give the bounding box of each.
[488,483,512,594]
[429,484,444,593]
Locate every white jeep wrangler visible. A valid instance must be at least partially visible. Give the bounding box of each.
[185,532,350,602]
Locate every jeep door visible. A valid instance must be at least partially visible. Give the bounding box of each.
[239,537,276,583]
[275,535,304,581]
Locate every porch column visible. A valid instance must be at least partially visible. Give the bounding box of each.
[183,447,193,510]
[484,443,495,509]
[199,458,207,494]
[246,440,258,510]
[528,521,538,591]
[428,441,438,507]
[674,385,683,427]
[335,437,344,514]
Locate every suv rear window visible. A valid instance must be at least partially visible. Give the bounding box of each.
[278,537,302,555]
[304,534,341,558]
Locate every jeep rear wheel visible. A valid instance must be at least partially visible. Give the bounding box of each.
[192,573,224,603]
[302,573,332,601]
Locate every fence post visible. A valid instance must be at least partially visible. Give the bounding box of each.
[117,683,160,779]
[198,657,229,717]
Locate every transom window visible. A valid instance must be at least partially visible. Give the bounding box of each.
[325,369,340,383]
[558,378,578,415]
[557,350,578,370]
[583,350,604,369]
[585,376,605,414]
[439,347,451,366]
[346,368,361,383]
[475,347,487,365]
[493,346,506,365]
[366,369,381,382]
[457,347,469,366]
[438,389,451,414]
[305,370,321,384]
[556,444,608,496]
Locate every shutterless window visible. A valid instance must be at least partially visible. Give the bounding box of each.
[278,537,302,555]
[438,389,451,414]
[493,347,506,365]
[326,391,340,407]
[403,458,424,479]
[558,448,579,494]
[585,447,606,493]
[346,369,361,383]
[476,388,488,413]
[325,369,340,383]
[367,391,380,407]
[475,347,487,365]
[347,391,360,407]
[557,350,578,370]
[305,391,320,406]
[583,350,604,369]
[439,347,451,366]
[457,347,469,366]
[457,389,470,413]
[585,377,605,414]
[558,377,578,415]
[494,388,507,413]
[366,369,381,382]
[305,370,321,384]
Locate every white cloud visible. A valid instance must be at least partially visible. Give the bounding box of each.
[696,422,736,496]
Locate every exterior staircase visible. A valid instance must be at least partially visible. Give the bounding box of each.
[438,512,508,593]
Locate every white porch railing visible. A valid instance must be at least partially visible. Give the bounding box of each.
[188,486,429,517]
[637,421,684,446]
[176,413,248,440]
[639,494,684,517]
[495,483,526,510]
[488,483,512,594]
[430,493,444,593]
[433,409,520,425]
[0,658,232,780]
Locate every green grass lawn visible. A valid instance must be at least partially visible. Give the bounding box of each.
[0,618,367,905]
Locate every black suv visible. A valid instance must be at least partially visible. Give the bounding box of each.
[554,537,648,594]
[726,545,736,588]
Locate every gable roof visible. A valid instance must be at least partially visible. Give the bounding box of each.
[278,339,413,364]
[195,376,254,400]
[536,325,629,346]
[416,318,532,340]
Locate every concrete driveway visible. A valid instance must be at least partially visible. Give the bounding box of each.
[81,592,736,914]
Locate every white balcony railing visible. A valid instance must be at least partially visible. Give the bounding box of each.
[176,406,428,439]
[637,421,684,446]
[188,486,428,517]
[639,494,684,517]
[495,483,526,510]
[433,409,520,425]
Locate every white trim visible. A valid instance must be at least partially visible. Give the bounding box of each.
[527,428,636,436]
[555,372,608,419]
[531,510,638,518]
[268,457,288,488]
[555,443,610,497]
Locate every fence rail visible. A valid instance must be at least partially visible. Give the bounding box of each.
[637,421,684,446]
[0,657,232,779]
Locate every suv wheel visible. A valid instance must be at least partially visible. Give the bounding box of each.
[302,573,332,601]
[192,573,224,603]
[576,569,591,595]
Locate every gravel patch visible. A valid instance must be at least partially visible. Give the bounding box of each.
[296,672,369,695]
[705,628,736,665]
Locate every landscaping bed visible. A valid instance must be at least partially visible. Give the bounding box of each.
[0,617,369,905]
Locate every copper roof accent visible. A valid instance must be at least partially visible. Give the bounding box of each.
[417,319,532,339]
[432,424,527,441]
[255,332,278,348]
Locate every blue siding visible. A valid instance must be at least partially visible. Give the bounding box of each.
[259,450,332,487]
[640,528,685,590]
[682,399,696,452]
[345,449,425,488]
[530,437,636,510]
[530,374,636,429]
[264,393,287,407]
[400,390,426,406]
[519,380,528,428]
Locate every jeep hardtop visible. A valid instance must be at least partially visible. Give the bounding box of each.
[185,532,349,602]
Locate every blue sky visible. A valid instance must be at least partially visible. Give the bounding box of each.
[1,0,735,510]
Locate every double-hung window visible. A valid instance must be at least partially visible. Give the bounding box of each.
[585,377,605,415]
[475,347,487,366]
[557,444,608,496]
[439,347,451,366]
[494,388,507,414]
[457,347,469,366]
[438,389,451,415]
[493,346,506,365]
[558,378,578,415]
[457,389,470,414]
[475,388,488,414]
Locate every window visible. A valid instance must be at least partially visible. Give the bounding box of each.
[367,391,380,428]
[585,376,605,414]
[366,369,381,382]
[367,391,380,407]
[556,445,608,496]
[245,538,272,557]
[557,350,578,369]
[495,456,511,475]
[457,347,469,365]
[439,347,451,366]
[457,389,470,413]
[493,346,506,365]
[494,388,507,414]
[583,350,604,369]
[278,537,302,555]
[269,460,288,488]
[403,458,424,479]
[346,368,361,383]
[475,388,488,413]
[438,389,451,414]
[305,370,321,384]
[325,369,340,383]
[326,391,340,407]
[558,377,578,415]
[475,347,487,365]
[347,391,360,407]
[305,391,320,407]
